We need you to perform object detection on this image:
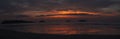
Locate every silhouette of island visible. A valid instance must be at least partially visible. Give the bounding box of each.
[1,20,34,24]
[65,20,71,22]
[78,20,87,22]
[39,20,46,22]
[15,15,29,18]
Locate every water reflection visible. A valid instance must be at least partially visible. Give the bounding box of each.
[0,24,120,35]
[43,25,78,35]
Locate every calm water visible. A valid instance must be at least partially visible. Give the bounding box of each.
[0,24,120,35]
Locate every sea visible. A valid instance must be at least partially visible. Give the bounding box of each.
[0,23,120,35]
[0,15,120,35]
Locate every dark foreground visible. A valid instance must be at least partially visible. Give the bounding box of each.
[0,29,120,39]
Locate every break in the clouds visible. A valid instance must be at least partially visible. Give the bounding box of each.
[0,0,120,15]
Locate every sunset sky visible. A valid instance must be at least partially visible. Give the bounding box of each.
[0,0,120,22]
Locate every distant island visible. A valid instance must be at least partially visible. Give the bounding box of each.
[65,20,87,22]
[78,20,87,22]
[1,20,34,24]
[0,19,88,24]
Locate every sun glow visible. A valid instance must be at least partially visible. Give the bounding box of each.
[46,10,100,18]
[54,10,99,15]
[21,10,116,17]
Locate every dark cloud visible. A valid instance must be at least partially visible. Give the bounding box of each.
[63,0,114,12]
[99,0,120,14]
[0,0,119,14]
[0,0,62,13]
[0,0,29,14]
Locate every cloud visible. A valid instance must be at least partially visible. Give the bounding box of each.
[0,0,119,15]
[110,0,120,2]
[101,4,120,11]
[99,3,120,15]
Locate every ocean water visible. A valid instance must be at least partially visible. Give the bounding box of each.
[0,15,120,35]
[0,24,120,35]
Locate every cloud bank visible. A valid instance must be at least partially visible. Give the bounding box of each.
[0,0,119,15]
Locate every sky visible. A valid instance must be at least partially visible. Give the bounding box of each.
[0,0,120,21]
[0,0,120,14]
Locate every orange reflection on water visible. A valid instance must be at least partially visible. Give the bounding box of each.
[16,25,120,35]
[43,25,106,35]
[87,29,103,33]
[44,25,78,35]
